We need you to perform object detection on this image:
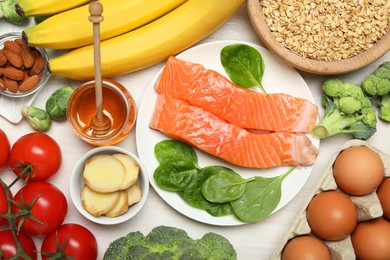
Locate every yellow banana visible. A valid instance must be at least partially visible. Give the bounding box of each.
[23,0,188,49]
[15,0,90,17]
[49,0,245,81]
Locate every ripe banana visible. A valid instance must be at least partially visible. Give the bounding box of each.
[49,0,245,81]
[23,0,188,49]
[15,0,90,17]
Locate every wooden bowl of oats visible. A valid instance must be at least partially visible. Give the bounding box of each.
[247,0,390,75]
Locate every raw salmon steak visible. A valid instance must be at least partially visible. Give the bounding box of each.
[150,94,319,169]
[155,56,318,133]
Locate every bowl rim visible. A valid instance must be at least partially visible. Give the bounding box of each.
[69,146,149,225]
[0,32,51,98]
[247,0,390,75]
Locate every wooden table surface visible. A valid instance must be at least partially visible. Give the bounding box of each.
[1,3,389,259]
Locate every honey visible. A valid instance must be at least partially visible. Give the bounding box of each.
[67,79,136,146]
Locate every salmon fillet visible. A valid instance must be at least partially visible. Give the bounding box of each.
[155,56,318,133]
[150,94,319,169]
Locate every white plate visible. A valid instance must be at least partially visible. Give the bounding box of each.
[136,40,320,226]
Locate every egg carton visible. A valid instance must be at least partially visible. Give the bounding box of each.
[272,139,390,260]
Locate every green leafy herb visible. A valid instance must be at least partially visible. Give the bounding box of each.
[202,171,255,203]
[231,167,296,222]
[220,43,267,94]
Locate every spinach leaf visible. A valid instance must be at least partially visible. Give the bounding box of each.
[202,171,255,203]
[221,43,267,94]
[154,159,198,191]
[179,166,233,211]
[206,203,233,217]
[154,140,199,166]
[230,167,295,223]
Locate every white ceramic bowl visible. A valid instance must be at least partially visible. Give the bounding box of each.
[69,146,149,225]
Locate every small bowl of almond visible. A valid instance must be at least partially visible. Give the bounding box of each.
[0,32,50,98]
[69,146,149,225]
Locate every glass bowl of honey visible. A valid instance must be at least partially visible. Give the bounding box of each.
[67,79,136,146]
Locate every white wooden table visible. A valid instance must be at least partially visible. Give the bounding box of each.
[1,3,389,259]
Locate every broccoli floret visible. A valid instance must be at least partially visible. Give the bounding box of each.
[312,79,377,140]
[361,62,390,121]
[103,226,237,260]
[103,231,146,260]
[196,233,237,260]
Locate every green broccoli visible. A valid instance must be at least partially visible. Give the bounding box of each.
[311,78,377,140]
[361,62,390,122]
[103,226,237,260]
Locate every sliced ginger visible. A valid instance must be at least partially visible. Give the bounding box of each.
[80,153,143,218]
[83,154,126,193]
[106,191,129,218]
[126,183,142,206]
[112,153,140,190]
[81,185,120,217]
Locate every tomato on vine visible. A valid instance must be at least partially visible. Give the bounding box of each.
[12,181,68,236]
[41,223,98,260]
[0,128,10,170]
[0,229,37,260]
[9,132,62,181]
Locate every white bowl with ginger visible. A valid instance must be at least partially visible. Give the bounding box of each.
[69,146,149,225]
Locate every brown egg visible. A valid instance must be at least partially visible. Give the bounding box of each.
[306,190,357,241]
[333,146,384,195]
[282,235,331,260]
[377,177,390,220]
[351,218,390,260]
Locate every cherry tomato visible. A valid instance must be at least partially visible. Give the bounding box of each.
[0,184,12,226]
[0,128,11,170]
[9,132,62,181]
[12,181,68,236]
[0,229,37,260]
[41,223,98,260]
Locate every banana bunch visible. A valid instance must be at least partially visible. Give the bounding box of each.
[27,0,244,81]
[23,0,188,49]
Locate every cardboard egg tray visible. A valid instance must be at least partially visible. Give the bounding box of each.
[272,139,390,260]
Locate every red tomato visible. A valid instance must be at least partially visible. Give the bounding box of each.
[12,182,68,236]
[0,229,37,260]
[0,184,12,226]
[41,223,98,260]
[9,132,62,181]
[0,128,11,170]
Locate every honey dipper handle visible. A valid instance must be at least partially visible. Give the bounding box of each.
[89,1,111,135]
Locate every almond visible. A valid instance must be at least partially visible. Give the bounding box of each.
[3,49,24,69]
[3,77,19,93]
[14,38,25,46]
[3,67,25,81]
[30,55,45,75]
[0,77,6,90]
[0,68,4,76]
[0,51,6,67]
[18,74,40,92]
[4,40,21,54]
[20,44,35,69]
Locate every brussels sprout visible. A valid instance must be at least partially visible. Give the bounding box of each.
[22,106,52,131]
[0,0,25,24]
[45,86,74,121]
